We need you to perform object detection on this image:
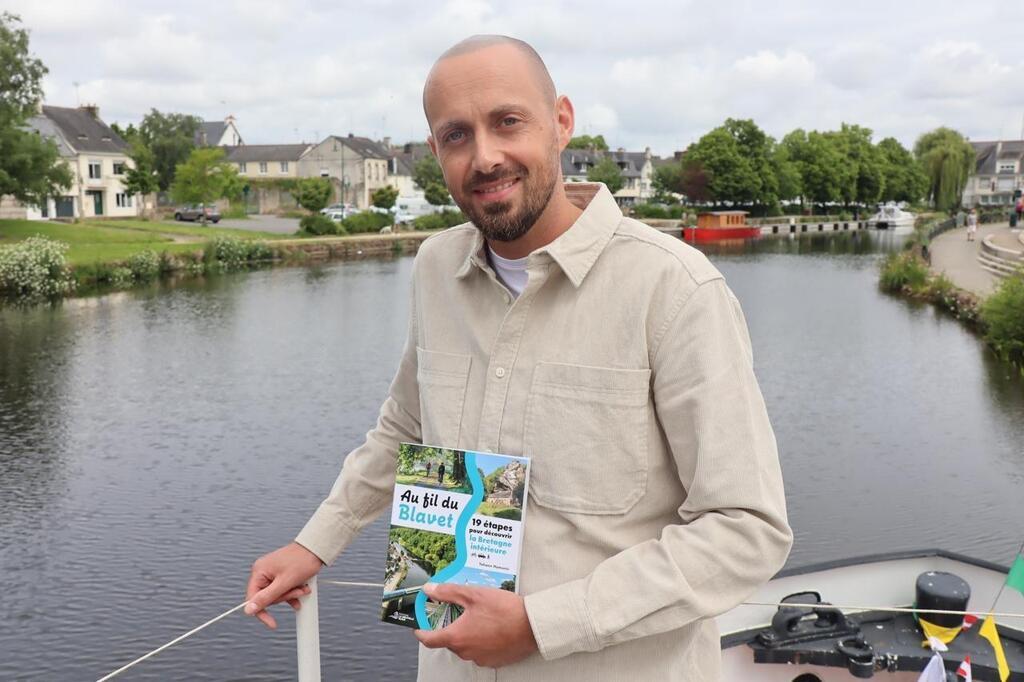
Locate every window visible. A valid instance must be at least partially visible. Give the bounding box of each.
[112,162,126,175]
[115,193,132,208]
[88,161,101,179]
[280,161,289,173]
[239,162,247,173]
[998,162,1016,173]
[259,162,268,174]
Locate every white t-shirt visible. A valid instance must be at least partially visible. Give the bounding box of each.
[487,246,529,298]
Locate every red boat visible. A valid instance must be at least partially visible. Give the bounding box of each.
[683,211,761,242]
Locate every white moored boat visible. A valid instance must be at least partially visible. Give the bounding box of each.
[718,549,1024,680]
[868,203,916,233]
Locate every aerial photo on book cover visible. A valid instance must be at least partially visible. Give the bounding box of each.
[380,443,530,630]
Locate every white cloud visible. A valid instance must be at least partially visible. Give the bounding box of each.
[10,0,1024,154]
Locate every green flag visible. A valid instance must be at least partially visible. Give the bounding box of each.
[1007,553,1024,596]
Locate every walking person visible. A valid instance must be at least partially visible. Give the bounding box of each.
[425,460,432,479]
[967,207,978,242]
[436,460,445,486]
[1015,197,1023,227]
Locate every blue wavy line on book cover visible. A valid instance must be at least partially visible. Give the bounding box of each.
[413,451,484,629]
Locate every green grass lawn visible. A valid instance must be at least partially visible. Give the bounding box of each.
[0,219,284,266]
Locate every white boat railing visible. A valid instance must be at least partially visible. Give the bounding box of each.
[296,575,322,682]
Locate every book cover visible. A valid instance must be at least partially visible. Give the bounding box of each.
[380,443,530,629]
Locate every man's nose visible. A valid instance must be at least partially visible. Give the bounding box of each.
[471,131,504,175]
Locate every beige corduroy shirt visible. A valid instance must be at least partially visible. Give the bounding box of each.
[296,183,792,681]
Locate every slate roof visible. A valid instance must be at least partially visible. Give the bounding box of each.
[41,105,128,154]
[196,121,227,146]
[224,144,311,163]
[560,148,650,178]
[971,140,1024,175]
[25,114,75,158]
[391,142,432,176]
[324,134,390,160]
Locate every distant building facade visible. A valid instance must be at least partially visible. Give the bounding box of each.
[297,134,393,209]
[0,104,138,220]
[224,144,311,178]
[963,140,1024,207]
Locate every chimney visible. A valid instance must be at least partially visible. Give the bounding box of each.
[81,103,100,119]
[383,136,391,149]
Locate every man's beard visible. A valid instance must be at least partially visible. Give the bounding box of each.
[457,156,558,243]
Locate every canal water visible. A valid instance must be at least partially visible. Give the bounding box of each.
[1,231,1022,680]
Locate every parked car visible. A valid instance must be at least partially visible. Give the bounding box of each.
[320,203,356,218]
[174,204,221,223]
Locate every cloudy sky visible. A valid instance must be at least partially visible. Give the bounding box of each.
[9,0,1024,156]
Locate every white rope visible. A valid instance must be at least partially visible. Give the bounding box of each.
[321,579,384,588]
[94,580,383,681]
[741,601,1024,620]
[95,601,248,682]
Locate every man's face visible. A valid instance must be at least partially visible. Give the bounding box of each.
[424,45,565,243]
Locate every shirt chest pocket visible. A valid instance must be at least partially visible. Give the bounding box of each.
[416,347,472,449]
[524,362,652,515]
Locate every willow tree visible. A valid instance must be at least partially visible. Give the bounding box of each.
[913,127,976,211]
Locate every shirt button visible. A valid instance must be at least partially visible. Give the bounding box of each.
[495,367,506,378]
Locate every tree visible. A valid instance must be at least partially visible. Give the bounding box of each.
[914,127,975,211]
[587,156,624,194]
[121,142,160,218]
[567,134,608,151]
[413,155,451,205]
[782,129,845,209]
[371,184,399,209]
[293,177,332,213]
[686,127,759,205]
[137,109,202,191]
[0,13,73,206]
[771,144,802,204]
[169,147,242,223]
[877,137,928,204]
[678,158,712,204]
[825,123,884,208]
[424,183,451,206]
[652,163,682,202]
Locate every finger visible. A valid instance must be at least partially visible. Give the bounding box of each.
[274,585,310,606]
[255,609,278,630]
[423,582,476,607]
[245,566,271,602]
[414,627,452,649]
[245,576,295,616]
[287,598,301,611]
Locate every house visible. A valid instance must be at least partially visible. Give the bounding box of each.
[297,134,394,209]
[224,144,311,178]
[963,140,1024,207]
[388,141,433,198]
[195,115,243,147]
[559,147,655,205]
[0,104,138,220]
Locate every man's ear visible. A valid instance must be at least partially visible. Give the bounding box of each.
[427,135,438,159]
[555,95,575,151]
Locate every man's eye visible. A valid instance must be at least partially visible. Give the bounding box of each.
[501,117,520,127]
[445,131,465,143]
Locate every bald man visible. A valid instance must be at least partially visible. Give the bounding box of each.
[246,35,792,680]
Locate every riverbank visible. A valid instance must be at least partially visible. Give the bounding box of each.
[0,219,437,302]
[880,220,1024,370]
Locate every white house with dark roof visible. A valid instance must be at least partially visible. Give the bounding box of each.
[963,140,1024,208]
[297,134,395,209]
[560,147,655,205]
[388,141,432,198]
[195,115,243,147]
[224,144,311,178]
[0,104,138,220]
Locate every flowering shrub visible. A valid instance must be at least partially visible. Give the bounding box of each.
[205,237,273,268]
[0,236,76,299]
[126,250,160,281]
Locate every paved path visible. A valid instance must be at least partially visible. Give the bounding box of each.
[216,215,300,234]
[929,222,1015,297]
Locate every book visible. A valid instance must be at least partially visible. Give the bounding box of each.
[380,443,530,629]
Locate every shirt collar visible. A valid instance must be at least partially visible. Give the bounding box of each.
[455,183,622,288]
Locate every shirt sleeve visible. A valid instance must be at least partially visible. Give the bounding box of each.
[523,277,793,660]
[294,280,422,566]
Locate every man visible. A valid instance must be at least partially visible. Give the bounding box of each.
[967,207,978,241]
[246,35,792,680]
[436,460,446,486]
